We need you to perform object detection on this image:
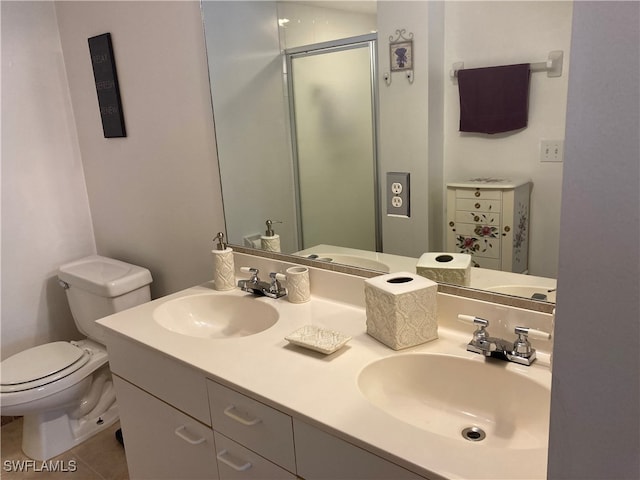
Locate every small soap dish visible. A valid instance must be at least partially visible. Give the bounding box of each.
[285,325,351,354]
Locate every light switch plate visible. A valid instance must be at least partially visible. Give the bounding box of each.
[386,172,410,217]
[540,139,564,162]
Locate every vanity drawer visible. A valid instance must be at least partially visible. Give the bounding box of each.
[214,432,296,480]
[455,198,502,212]
[207,380,296,473]
[106,334,210,425]
[455,188,502,200]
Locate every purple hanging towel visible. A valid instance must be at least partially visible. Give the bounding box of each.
[458,63,531,134]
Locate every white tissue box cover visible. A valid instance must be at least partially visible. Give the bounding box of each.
[364,272,438,350]
[416,252,472,286]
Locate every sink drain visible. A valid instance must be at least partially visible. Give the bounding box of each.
[462,426,486,442]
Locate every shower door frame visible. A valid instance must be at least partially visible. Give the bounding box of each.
[285,33,381,252]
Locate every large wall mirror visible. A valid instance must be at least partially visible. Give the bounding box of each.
[201,1,573,311]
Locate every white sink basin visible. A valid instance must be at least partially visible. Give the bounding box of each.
[358,354,550,449]
[312,254,390,272]
[485,285,556,303]
[153,294,278,339]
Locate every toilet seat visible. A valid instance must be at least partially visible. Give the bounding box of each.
[0,342,91,393]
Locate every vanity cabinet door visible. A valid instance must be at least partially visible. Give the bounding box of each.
[114,375,219,480]
[293,419,427,480]
[207,380,296,473]
[214,432,296,480]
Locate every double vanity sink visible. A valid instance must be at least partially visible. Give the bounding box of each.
[98,256,553,479]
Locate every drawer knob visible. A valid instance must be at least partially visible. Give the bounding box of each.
[174,425,206,445]
[474,216,480,222]
[223,405,262,426]
[217,450,252,472]
[504,226,511,232]
[475,191,481,197]
[449,221,455,227]
[475,203,481,209]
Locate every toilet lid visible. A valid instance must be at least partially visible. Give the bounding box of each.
[0,342,90,392]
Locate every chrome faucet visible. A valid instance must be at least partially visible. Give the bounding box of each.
[458,315,551,366]
[237,267,287,299]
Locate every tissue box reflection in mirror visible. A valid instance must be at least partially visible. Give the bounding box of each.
[416,252,471,286]
[364,272,438,350]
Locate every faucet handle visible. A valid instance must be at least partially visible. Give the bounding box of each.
[266,272,287,297]
[457,314,489,328]
[514,326,551,341]
[240,267,260,282]
[458,314,491,345]
[512,327,551,361]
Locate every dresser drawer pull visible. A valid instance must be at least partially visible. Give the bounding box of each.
[223,405,262,426]
[217,450,252,472]
[174,425,206,445]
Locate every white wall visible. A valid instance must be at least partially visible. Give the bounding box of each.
[2,0,225,359]
[377,1,431,257]
[548,2,639,477]
[277,1,376,48]
[55,1,225,298]
[442,1,573,277]
[1,1,95,359]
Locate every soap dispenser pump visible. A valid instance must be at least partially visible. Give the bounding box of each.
[260,220,281,252]
[211,232,235,291]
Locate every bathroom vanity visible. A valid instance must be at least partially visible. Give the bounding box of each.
[98,253,553,479]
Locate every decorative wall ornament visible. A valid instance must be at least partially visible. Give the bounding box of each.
[384,29,414,86]
[88,33,126,138]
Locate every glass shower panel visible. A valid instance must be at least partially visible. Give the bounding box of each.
[291,45,376,251]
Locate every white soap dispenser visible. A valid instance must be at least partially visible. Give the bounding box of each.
[260,220,281,252]
[211,232,235,291]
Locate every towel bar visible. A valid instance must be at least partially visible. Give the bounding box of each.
[450,50,563,79]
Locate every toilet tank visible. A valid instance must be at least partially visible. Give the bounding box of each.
[58,255,152,345]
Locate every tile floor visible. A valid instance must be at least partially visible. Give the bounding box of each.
[1,418,129,479]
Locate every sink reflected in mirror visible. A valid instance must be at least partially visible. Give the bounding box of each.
[484,285,557,303]
[358,354,550,449]
[302,253,390,273]
[154,294,279,339]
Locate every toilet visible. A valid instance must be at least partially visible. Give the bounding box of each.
[0,255,152,461]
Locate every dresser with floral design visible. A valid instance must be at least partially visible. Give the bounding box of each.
[446,179,531,273]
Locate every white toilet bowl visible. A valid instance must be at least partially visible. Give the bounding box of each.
[1,340,116,460]
[0,255,152,461]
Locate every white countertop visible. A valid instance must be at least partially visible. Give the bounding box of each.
[98,267,552,479]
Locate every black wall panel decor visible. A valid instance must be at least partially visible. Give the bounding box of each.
[88,33,126,138]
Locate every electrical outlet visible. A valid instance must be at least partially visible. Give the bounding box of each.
[386,172,410,217]
[540,139,564,162]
